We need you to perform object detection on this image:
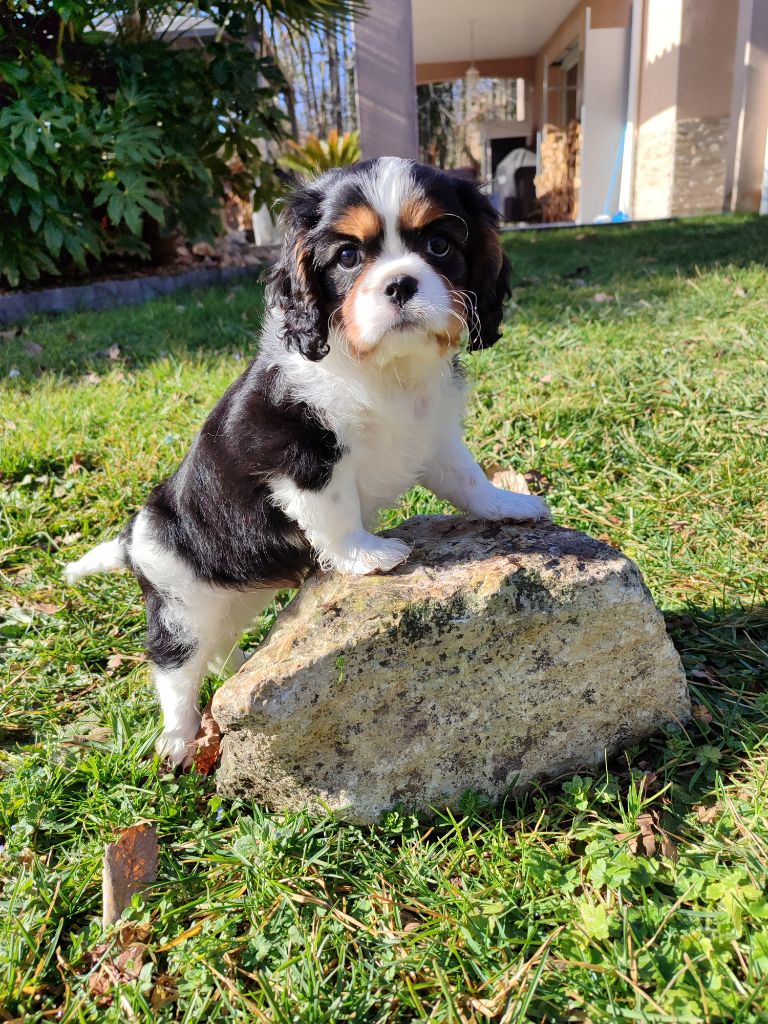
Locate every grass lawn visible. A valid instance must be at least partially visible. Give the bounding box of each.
[1,214,767,1022]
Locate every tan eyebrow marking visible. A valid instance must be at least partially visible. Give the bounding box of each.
[332,205,383,242]
[398,196,447,231]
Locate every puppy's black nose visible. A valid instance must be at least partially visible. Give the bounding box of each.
[383,274,418,307]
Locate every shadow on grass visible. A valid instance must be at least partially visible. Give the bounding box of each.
[0,278,268,383]
[504,214,768,288]
[2,215,767,385]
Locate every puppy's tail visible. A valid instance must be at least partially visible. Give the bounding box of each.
[63,537,127,585]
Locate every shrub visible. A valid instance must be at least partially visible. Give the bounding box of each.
[0,2,357,287]
[279,128,362,176]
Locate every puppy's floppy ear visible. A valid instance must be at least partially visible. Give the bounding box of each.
[456,180,511,352]
[267,186,329,361]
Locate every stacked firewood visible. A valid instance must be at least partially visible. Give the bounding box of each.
[535,120,582,222]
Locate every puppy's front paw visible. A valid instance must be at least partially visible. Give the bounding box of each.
[477,490,551,523]
[156,728,197,768]
[330,534,411,575]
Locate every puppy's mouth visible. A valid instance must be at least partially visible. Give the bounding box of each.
[389,311,423,332]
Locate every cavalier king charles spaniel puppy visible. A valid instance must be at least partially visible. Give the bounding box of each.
[64,157,550,765]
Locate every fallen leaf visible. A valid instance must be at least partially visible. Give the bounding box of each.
[102,823,158,927]
[28,600,61,615]
[628,812,657,857]
[107,654,124,671]
[193,701,222,775]
[0,327,21,339]
[63,725,113,749]
[489,468,531,494]
[89,941,147,1006]
[151,974,179,1010]
[734,286,747,298]
[539,372,553,384]
[694,803,721,824]
[593,292,613,303]
[659,838,679,862]
[692,703,713,723]
[690,664,721,685]
[83,372,101,385]
[24,341,44,357]
[107,343,121,361]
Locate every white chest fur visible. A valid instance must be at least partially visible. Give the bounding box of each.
[318,345,464,520]
[347,372,460,522]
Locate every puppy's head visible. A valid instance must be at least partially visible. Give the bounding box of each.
[267,158,511,364]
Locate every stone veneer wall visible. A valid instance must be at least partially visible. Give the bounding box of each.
[672,116,730,215]
[634,114,730,219]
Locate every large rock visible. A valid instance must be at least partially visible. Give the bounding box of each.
[213,516,689,821]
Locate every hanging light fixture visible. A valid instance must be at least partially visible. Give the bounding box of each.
[465,19,479,94]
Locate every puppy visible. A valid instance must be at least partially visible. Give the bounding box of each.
[64,157,550,765]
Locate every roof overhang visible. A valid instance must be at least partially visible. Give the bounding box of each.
[412,0,577,67]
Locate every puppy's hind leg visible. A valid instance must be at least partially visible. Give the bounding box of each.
[206,589,278,678]
[145,585,233,767]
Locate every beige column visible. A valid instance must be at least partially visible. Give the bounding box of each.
[354,0,419,160]
[724,0,768,212]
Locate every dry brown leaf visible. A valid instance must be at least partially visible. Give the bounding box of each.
[62,725,113,749]
[596,533,621,549]
[102,823,158,928]
[628,812,657,857]
[27,595,62,614]
[193,701,222,775]
[734,286,747,298]
[690,665,721,685]
[659,838,679,862]
[694,802,721,824]
[539,372,553,384]
[151,974,179,1010]
[692,703,714,723]
[489,469,531,495]
[89,941,147,1006]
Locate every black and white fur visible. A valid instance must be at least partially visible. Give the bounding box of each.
[64,158,550,765]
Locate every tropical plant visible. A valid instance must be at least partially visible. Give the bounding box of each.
[279,128,362,176]
[0,0,362,287]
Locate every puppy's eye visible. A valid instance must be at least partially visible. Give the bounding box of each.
[337,246,361,270]
[426,233,451,257]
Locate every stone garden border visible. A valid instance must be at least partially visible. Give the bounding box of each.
[0,264,266,325]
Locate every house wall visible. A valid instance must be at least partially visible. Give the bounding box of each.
[633,0,739,218]
[633,0,683,219]
[724,0,768,212]
[533,0,631,129]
